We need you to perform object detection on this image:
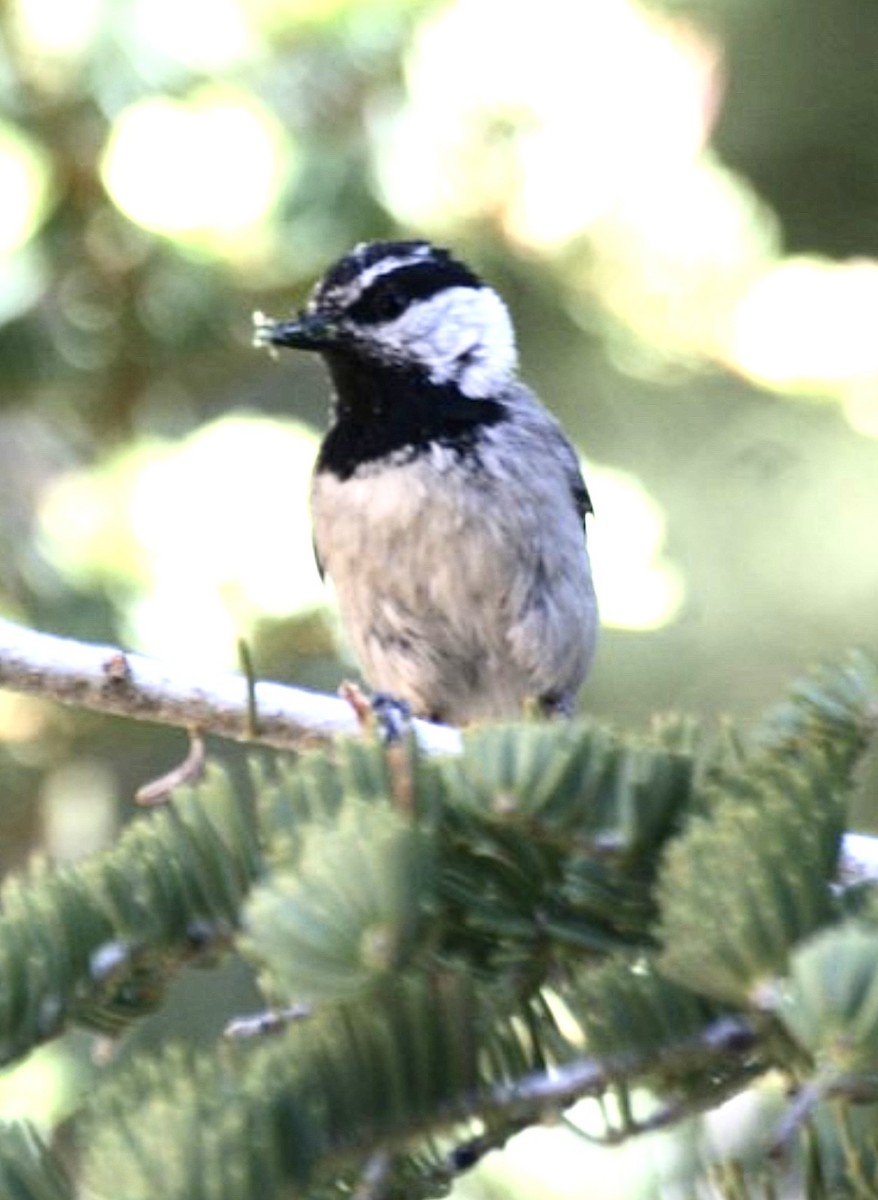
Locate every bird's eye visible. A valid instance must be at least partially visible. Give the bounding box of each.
[365,282,409,323]
[456,343,480,366]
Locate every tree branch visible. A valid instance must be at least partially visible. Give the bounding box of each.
[0,616,462,756]
[1,615,877,882]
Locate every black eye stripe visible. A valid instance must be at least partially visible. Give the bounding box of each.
[344,260,483,325]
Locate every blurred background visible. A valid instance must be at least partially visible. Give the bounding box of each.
[1,0,878,1186]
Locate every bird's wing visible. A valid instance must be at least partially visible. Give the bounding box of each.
[547,416,593,525]
[506,380,593,526]
[568,461,593,524]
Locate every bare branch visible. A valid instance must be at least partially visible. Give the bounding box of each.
[2,615,878,883]
[0,616,462,756]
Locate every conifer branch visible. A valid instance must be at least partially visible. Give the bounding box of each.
[0,616,462,756]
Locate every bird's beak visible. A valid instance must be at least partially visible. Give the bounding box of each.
[252,310,339,352]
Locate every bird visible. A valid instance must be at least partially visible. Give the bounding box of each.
[254,239,597,725]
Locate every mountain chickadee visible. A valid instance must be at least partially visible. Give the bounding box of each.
[254,240,597,725]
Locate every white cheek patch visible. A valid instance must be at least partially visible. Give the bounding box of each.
[374,287,518,398]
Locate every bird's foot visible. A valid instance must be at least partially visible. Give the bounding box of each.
[339,681,413,744]
[370,692,413,744]
[535,691,576,720]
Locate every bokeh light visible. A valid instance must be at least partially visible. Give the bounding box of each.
[0,1040,89,1128]
[842,381,878,441]
[9,0,103,69]
[588,465,684,632]
[100,86,293,256]
[130,0,256,70]
[730,257,878,392]
[578,155,778,368]
[40,760,117,863]
[0,122,53,257]
[376,0,719,245]
[38,415,323,666]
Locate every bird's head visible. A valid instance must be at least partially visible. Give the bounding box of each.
[255,240,518,400]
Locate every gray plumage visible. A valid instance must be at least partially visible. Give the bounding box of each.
[256,240,598,725]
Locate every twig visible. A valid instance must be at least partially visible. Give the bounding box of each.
[135,727,207,806]
[489,1016,758,1121]
[224,1004,312,1039]
[237,637,260,739]
[0,616,462,757]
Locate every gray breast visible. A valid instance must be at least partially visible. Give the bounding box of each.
[310,409,597,723]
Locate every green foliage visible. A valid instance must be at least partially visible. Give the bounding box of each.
[561,956,717,1064]
[246,719,697,999]
[0,764,259,1061]
[657,749,843,1004]
[433,720,696,968]
[82,973,489,1200]
[776,923,878,1078]
[0,658,878,1197]
[0,1122,73,1200]
[244,799,432,1002]
[441,718,696,855]
[755,652,878,780]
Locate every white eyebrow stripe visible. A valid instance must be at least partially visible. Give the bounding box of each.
[317,245,434,310]
[354,248,431,293]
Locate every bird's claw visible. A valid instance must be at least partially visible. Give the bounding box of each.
[339,682,413,744]
[370,692,413,745]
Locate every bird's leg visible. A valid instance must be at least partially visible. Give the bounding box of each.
[369,691,414,744]
[339,681,413,744]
